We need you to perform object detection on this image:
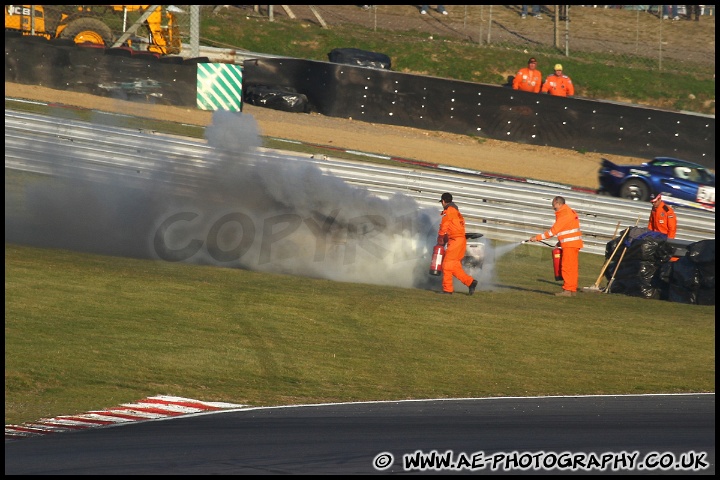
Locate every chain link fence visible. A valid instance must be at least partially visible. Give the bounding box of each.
[275,5,715,78]
[471,5,714,76]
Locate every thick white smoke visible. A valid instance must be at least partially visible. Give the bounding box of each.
[7,110,444,289]
[194,111,439,288]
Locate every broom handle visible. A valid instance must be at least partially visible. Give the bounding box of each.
[605,218,641,292]
[611,221,620,239]
[605,245,629,293]
[592,227,630,287]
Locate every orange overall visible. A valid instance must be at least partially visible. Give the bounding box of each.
[512,67,542,93]
[541,73,575,97]
[438,203,474,293]
[647,200,677,238]
[533,204,584,292]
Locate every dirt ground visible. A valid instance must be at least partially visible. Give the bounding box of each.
[5,82,648,190]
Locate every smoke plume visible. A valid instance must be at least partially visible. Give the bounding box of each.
[7,110,452,290]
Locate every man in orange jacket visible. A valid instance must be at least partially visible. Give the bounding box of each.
[528,196,584,296]
[647,193,677,238]
[541,63,575,97]
[512,57,542,93]
[437,192,478,295]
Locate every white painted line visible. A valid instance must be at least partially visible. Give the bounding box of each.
[147,395,246,408]
[120,403,207,414]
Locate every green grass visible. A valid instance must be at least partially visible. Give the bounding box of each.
[198,8,715,115]
[5,242,715,425]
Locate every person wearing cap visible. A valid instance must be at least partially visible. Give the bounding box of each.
[541,64,575,97]
[528,196,583,297]
[512,57,542,93]
[436,192,478,295]
[647,193,677,238]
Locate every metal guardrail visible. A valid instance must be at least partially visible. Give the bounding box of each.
[5,109,714,256]
[180,43,283,64]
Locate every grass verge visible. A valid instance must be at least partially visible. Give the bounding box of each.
[5,242,715,425]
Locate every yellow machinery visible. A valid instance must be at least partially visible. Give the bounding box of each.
[4,5,181,55]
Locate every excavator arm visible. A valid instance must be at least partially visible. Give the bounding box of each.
[110,5,181,55]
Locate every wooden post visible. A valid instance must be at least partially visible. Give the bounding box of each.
[554,6,560,49]
[281,5,296,19]
[308,5,328,29]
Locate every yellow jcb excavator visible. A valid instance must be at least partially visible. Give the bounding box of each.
[4,5,181,55]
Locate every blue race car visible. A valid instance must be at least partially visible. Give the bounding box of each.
[598,157,715,212]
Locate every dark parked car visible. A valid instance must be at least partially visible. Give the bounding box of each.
[598,157,715,212]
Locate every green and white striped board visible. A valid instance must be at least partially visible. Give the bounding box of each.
[196,63,243,111]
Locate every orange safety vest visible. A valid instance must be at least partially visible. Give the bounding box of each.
[534,204,584,249]
[512,67,542,93]
[541,73,575,97]
[648,200,677,239]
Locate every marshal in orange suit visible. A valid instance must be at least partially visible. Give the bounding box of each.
[437,192,478,296]
[528,196,584,297]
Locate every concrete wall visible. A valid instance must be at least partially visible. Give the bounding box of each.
[242,58,715,169]
[5,34,197,107]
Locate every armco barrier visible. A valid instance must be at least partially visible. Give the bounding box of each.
[5,109,714,258]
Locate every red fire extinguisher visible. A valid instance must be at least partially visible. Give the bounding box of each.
[552,245,563,281]
[429,244,445,276]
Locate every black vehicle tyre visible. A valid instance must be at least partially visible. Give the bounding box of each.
[619,179,650,201]
[59,18,114,47]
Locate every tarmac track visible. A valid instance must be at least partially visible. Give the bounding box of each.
[4,393,715,475]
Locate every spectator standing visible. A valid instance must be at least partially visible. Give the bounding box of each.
[662,5,680,20]
[685,5,700,21]
[436,193,478,295]
[521,5,542,19]
[528,196,584,297]
[420,5,447,15]
[541,64,575,97]
[647,193,677,238]
[512,57,542,93]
